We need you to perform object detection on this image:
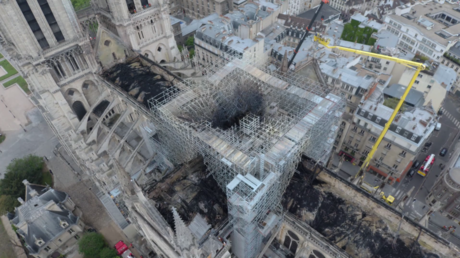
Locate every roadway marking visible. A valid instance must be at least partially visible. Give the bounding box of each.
[440,107,460,128]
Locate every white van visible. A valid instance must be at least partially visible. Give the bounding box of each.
[435,123,441,131]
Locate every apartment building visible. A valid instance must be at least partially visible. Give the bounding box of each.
[9,180,84,258]
[441,42,460,94]
[426,156,460,220]
[181,0,233,19]
[336,89,436,182]
[364,30,414,84]
[384,2,460,62]
[194,13,266,67]
[288,0,321,15]
[398,64,456,111]
[194,0,287,67]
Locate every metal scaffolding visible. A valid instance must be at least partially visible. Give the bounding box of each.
[148,54,344,258]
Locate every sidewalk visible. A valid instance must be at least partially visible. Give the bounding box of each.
[49,150,141,258]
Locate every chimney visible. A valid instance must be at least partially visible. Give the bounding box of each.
[22,179,30,186]
[17,197,24,204]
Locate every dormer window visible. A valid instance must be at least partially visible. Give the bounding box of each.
[35,238,45,246]
[60,221,69,228]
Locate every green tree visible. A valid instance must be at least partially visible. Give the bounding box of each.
[100,247,119,258]
[78,233,106,258]
[0,155,44,199]
[185,36,194,48]
[71,0,91,10]
[189,49,195,59]
[0,195,20,215]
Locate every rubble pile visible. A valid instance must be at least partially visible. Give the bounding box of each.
[282,163,428,258]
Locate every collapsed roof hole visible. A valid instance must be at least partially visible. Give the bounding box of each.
[211,79,264,130]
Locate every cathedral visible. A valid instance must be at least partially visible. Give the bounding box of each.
[0,1,349,258]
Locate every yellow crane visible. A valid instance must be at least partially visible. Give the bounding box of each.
[313,35,427,185]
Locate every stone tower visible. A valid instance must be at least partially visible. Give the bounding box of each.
[92,0,180,63]
[0,0,100,167]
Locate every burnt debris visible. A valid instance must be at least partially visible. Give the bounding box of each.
[281,160,428,258]
[102,58,176,107]
[147,158,228,230]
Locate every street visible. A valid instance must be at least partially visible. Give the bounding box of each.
[396,93,460,203]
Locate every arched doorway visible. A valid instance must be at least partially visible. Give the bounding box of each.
[72,101,87,121]
[93,100,110,117]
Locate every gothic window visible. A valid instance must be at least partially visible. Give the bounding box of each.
[17,0,50,49]
[312,250,326,258]
[38,0,64,42]
[112,52,117,60]
[104,40,111,46]
[68,90,74,96]
[158,47,162,52]
[283,230,299,254]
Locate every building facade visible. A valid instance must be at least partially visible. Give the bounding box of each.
[338,99,436,182]
[398,65,455,112]
[384,2,460,62]
[180,0,233,19]
[9,180,85,258]
[426,165,460,221]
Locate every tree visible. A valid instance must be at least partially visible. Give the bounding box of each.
[100,247,119,258]
[71,0,91,10]
[185,36,194,48]
[0,155,44,199]
[0,195,19,215]
[78,233,106,258]
[189,49,195,59]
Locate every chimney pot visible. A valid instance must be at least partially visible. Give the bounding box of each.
[17,197,24,204]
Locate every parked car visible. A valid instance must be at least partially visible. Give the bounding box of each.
[425,142,432,147]
[412,160,421,168]
[408,169,416,177]
[438,109,443,116]
[440,148,448,157]
[436,123,442,131]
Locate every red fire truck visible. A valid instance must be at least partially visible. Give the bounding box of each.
[418,154,435,177]
[115,241,134,258]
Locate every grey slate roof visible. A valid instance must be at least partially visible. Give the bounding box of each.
[383,84,424,107]
[433,64,457,92]
[25,184,48,201]
[448,42,460,58]
[11,185,77,254]
[297,4,340,21]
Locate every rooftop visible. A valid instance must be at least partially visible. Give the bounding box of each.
[297,4,341,23]
[351,13,384,30]
[326,21,344,39]
[101,57,177,107]
[387,2,460,45]
[433,64,457,91]
[384,83,425,107]
[448,41,460,57]
[195,13,261,54]
[10,183,77,254]
[147,157,228,229]
[357,99,435,142]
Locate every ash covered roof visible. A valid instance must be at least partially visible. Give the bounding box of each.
[147,158,228,230]
[282,161,441,258]
[101,57,176,107]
